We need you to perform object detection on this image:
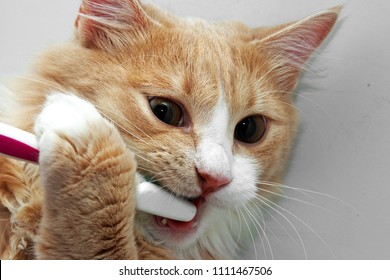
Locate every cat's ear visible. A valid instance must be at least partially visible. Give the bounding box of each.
[254,7,340,92]
[75,0,158,49]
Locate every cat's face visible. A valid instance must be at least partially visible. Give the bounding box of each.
[37,0,338,258]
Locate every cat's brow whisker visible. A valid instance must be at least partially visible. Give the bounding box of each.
[273,99,318,126]
[290,91,332,117]
[271,97,336,137]
[268,48,316,74]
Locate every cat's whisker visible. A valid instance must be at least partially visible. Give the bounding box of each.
[135,165,159,176]
[250,193,308,258]
[235,206,259,260]
[95,105,146,142]
[243,200,274,259]
[96,106,155,147]
[226,209,240,254]
[130,150,160,168]
[290,91,331,117]
[247,198,284,247]
[257,186,338,216]
[0,0,342,260]
[260,180,314,200]
[91,109,161,169]
[237,206,264,259]
[243,194,283,259]
[249,198,303,250]
[135,167,175,183]
[150,175,179,187]
[254,193,336,259]
[241,202,274,259]
[97,103,166,151]
[261,180,357,213]
[133,155,161,170]
[274,99,318,126]
[125,121,163,148]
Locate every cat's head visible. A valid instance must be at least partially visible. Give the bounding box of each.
[37,0,339,258]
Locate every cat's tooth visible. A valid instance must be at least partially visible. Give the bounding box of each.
[191,221,198,228]
[161,218,167,226]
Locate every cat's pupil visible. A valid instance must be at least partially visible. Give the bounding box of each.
[234,116,266,144]
[149,97,183,126]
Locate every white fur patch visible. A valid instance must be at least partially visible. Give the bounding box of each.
[35,92,103,140]
[195,85,260,206]
[195,91,233,182]
[182,85,262,259]
[34,92,107,161]
[209,155,260,206]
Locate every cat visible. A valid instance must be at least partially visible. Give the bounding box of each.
[0,0,339,259]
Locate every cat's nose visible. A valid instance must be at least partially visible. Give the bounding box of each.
[197,168,231,196]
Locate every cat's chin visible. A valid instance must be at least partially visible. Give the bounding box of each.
[137,194,255,259]
[137,197,214,249]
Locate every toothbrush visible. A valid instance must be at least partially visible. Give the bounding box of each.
[0,122,196,222]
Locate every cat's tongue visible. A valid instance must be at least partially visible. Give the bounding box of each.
[156,197,205,232]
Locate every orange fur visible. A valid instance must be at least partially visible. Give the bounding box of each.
[0,0,339,259]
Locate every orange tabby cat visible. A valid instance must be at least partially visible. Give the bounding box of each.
[0,0,339,259]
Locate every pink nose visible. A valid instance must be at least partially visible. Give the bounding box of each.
[197,168,231,196]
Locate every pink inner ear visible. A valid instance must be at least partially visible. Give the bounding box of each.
[257,9,338,92]
[75,0,149,48]
[277,12,339,66]
[291,14,338,64]
[77,0,147,28]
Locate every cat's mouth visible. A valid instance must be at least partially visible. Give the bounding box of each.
[154,196,205,232]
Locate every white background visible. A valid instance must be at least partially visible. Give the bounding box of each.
[1,0,389,259]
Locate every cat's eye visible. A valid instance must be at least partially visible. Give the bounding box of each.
[234,115,267,144]
[149,97,183,127]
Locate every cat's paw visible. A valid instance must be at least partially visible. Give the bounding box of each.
[34,92,134,182]
[35,93,105,164]
[34,93,137,259]
[35,92,103,142]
